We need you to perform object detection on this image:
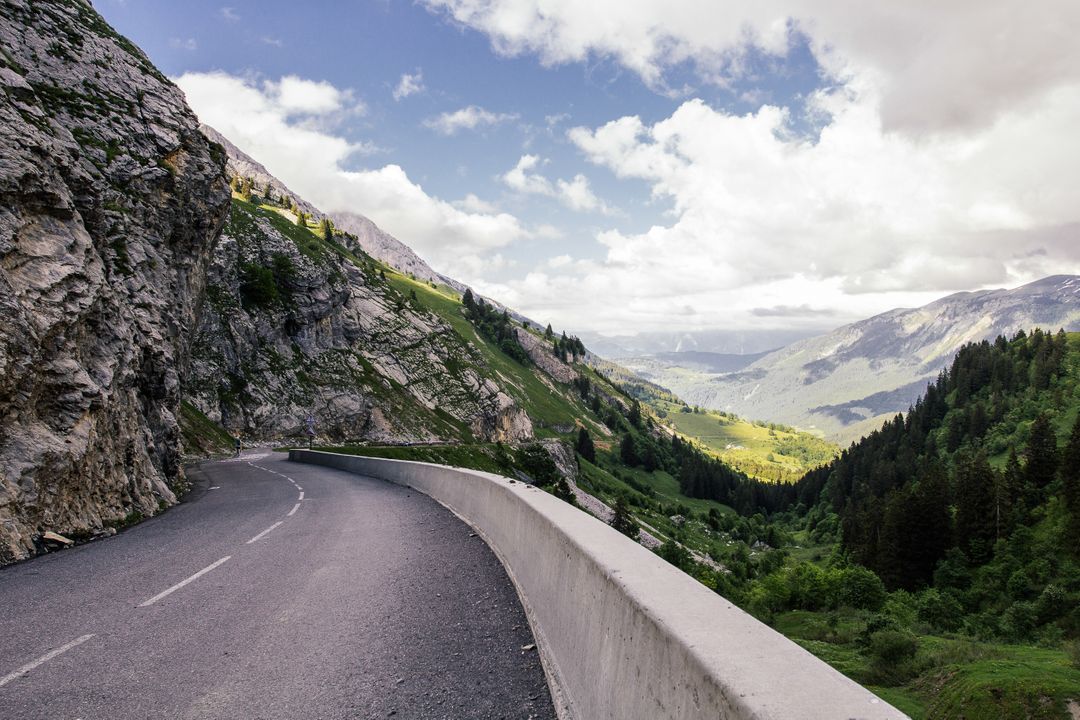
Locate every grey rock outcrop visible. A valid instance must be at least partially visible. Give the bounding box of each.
[186,199,532,445]
[0,0,229,562]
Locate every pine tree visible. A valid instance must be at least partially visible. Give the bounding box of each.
[1061,415,1080,555]
[575,427,596,464]
[610,496,638,539]
[1024,413,1059,490]
[462,288,475,311]
[319,217,333,241]
[544,324,553,340]
[295,209,305,227]
[954,451,997,564]
[620,434,638,467]
[628,400,642,429]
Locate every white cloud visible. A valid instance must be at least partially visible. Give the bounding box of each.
[220,6,239,22]
[481,86,1080,334]
[393,71,425,100]
[168,37,197,51]
[422,0,1080,135]
[455,193,499,213]
[261,36,284,48]
[501,154,612,214]
[264,75,349,115]
[423,105,519,135]
[176,71,528,277]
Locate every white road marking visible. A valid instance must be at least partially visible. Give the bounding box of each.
[296,486,302,491]
[209,486,220,490]
[0,634,95,688]
[298,491,304,501]
[287,503,301,517]
[246,521,283,545]
[138,556,232,607]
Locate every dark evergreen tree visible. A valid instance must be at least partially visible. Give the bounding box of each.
[462,288,475,310]
[544,323,553,339]
[1062,414,1080,556]
[1023,413,1059,490]
[610,496,638,538]
[575,427,596,464]
[620,433,638,467]
[953,451,997,564]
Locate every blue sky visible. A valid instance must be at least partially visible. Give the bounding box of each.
[98,0,1080,336]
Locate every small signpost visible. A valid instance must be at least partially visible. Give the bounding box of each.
[305,415,316,449]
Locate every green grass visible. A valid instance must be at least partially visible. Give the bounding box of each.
[772,609,1080,720]
[380,269,605,436]
[179,400,233,457]
[664,409,838,482]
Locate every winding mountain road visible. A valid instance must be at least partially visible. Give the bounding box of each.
[0,451,555,719]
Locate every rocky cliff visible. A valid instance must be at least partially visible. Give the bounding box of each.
[185,196,532,445]
[0,0,229,562]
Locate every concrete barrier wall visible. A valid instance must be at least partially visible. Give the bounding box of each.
[289,450,908,720]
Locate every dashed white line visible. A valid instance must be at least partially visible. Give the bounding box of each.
[298,491,304,501]
[287,503,301,517]
[0,634,95,687]
[138,556,232,607]
[246,521,283,545]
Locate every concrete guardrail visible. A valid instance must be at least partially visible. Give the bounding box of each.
[289,449,908,720]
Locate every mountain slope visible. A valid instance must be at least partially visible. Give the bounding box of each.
[200,124,462,291]
[628,277,1080,441]
[186,195,531,444]
[0,0,229,562]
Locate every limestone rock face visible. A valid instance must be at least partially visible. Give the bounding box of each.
[0,0,229,562]
[186,199,532,445]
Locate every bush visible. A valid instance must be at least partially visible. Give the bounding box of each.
[838,566,887,611]
[1001,601,1039,640]
[866,630,919,685]
[916,588,965,632]
[1066,639,1080,670]
[238,262,280,309]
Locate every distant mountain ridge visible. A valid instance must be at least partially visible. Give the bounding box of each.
[624,276,1080,441]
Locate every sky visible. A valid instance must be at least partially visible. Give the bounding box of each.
[98,0,1080,337]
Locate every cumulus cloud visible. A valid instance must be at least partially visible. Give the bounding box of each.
[422,0,1080,134]
[423,105,519,135]
[175,71,529,277]
[220,6,239,22]
[501,154,612,214]
[393,71,425,100]
[478,85,1080,334]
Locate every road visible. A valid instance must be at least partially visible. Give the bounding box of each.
[0,450,555,719]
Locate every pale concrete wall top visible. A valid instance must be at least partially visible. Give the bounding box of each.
[290,449,909,720]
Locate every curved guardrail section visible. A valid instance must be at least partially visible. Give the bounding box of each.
[289,449,908,720]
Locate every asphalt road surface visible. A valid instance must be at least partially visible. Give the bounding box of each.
[0,450,555,719]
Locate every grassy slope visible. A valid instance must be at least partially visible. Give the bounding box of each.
[663,409,838,482]
[179,400,234,458]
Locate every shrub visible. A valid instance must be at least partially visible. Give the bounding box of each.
[866,630,919,685]
[916,588,965,632]
[838,566,887,610]
[238,262,280,309]
[1066,639,1080,670]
